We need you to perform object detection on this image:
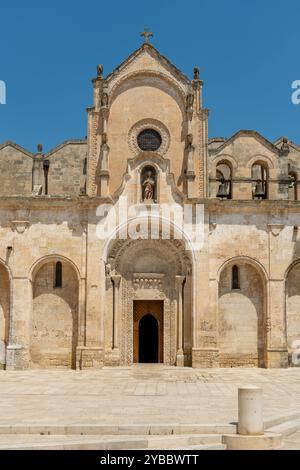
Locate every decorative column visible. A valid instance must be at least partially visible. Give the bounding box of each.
[176,275,185,367]
[98,85,110,196]
[6,212,31,370]
[99,132,109,197]
[76,213,88,369]
[185,88,196,199]
[185,134,195,198]
[267,222,288,368]
[192,66,203,111]
[186,91,194,135]
[111,275,121,353]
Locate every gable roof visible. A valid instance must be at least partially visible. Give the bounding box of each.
[45,139,87,158]
[0,139,87,159]
[0,141,34,158]
[105,43,191,85]
[209,130,280,155]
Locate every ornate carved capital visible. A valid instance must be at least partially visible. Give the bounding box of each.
[11,220,30,234]
[111,274,121,288]
[267,223,284,237]
[175,275,185,286]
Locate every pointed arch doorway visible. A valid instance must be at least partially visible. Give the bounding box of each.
[133,300,163,363]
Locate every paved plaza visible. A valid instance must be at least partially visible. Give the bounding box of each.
[0,366,299,449]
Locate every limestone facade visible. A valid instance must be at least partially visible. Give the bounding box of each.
[0,43,300,370]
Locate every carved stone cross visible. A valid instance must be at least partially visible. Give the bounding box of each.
[140,28,153,44]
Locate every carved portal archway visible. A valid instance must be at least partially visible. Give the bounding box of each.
[105,238,192,366]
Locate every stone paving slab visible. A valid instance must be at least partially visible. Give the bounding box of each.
[0,366,299,429]
[282,431,300,450]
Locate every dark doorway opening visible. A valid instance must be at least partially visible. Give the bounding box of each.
[138,314,159,363]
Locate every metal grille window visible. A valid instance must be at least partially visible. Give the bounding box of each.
[137,129,162,151]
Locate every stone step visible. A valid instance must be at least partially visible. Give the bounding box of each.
[264,412,300,429]
[266,419,300,438]
[0,435,148,450]
[144,433,222,449]
[0,423,236,436]
[0,433,225,450]
[185,443,226,450]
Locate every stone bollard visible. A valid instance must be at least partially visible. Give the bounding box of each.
[222,385,282,449]
[238,385,263,435]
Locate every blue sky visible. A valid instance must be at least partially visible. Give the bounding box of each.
[0,0,299,152]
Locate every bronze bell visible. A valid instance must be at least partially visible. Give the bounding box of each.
[217,179,228,198]
[254,180,265,199]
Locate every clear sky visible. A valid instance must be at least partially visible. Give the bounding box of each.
[0,0,299,152]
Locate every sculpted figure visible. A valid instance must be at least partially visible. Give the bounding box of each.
[186,93,194,109]
[101,92,108,107]
[97,64,103,78]
[143,170,155,200]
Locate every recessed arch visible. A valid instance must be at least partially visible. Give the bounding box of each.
[30,255,80,369]
[109,71,187,115]
[217,256,267,367]
[0,259,11,370]
[246,154,276,170]
[212,154,238,170]
[285,259,300,366]
[29,254,81,283]
[104,235,194,366]
[216,256,268,284]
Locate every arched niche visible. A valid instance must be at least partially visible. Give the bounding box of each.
[218,259,266,367]
[31,257,79,369]
[286,261,300,366]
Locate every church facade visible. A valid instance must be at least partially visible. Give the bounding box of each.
[0,40,300,371]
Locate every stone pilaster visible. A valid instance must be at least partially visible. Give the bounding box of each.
[176,275,185,367]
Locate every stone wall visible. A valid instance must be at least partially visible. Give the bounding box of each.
[0,141,87,197]
[47,141,87,196]
[0,144,33,196]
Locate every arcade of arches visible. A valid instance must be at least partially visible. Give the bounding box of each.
[0,250,299,369]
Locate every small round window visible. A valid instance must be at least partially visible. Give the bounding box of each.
[137,129,162,152]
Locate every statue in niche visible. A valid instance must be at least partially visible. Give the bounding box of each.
[101,132,108,146]
[186,133,193,150]
[186,93,194,110]
[142,169,156,201]
[186,134,194,172]
[101,91,109,107]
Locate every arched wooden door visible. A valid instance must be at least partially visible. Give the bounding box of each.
[133,300,163,363]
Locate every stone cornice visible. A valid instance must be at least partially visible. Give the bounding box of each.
[0,196,300,213]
